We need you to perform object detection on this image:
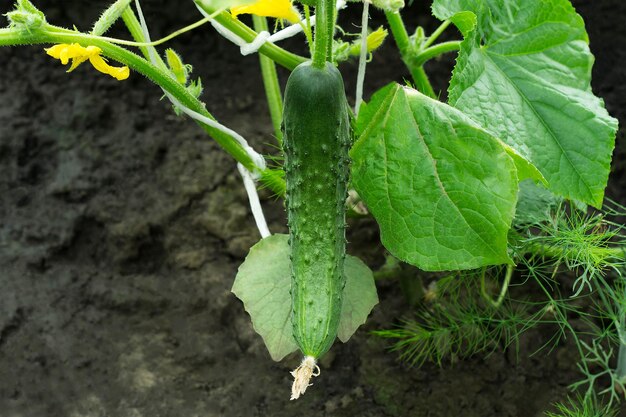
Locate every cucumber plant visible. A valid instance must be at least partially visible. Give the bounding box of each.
[1,0,623,407]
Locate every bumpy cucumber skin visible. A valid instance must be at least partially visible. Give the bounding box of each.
[283,61,351,358]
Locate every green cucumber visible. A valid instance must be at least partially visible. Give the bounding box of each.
[282,61,351,360]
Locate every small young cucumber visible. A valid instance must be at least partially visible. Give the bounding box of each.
[283,61,351,360]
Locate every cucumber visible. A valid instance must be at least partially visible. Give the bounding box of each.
[282,61,351,362]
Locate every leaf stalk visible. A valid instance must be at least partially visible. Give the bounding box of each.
[384,11,435,98]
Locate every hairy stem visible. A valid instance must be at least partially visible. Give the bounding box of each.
[303,5,314,57]
[0,25,289,193]
[480,265,514,309]
[525,240,625,263]
[422,19,451,49]
[194,0,306,70]
[253,15,284,145]
[413,40,461,66]
[312,0,335,68]
[384,11,435,98]
[121,8,166,68]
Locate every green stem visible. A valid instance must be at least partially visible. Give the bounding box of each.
[409,66,437,99]
[422,19,451,49]
[121,8,151,60]
[609,280,626,382]
[384,11,409,54]
[303,5,314,57]
[413,40,461,67]
[526,240,625,262]
[121,8,166,68]
[99,13,221,48]
[531,271,592,393]
[312,0,335,68]
[384,11,436,98]
[373,255,402,281]
[324,0,334,62]
[122,8,287,194]
[253,15,284,145]
[617,323,626,382]
[194,1,306,71]
[480,265,514,309]
[0,25,289,193]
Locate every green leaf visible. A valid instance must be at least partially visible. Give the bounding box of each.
[351,83,519,271]
[232,235,378,361]
[445,10,477,36]
[432,0,618,208]
[232,234,297,361]
[501,143,545,185]
[514,180,563,227]
[338,255,378,343]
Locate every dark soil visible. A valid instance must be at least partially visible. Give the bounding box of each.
[0,1,625,416]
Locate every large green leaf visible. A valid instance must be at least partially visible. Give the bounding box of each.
[232,234,378,361]
[352,83,533,271]
[432,0,618,208]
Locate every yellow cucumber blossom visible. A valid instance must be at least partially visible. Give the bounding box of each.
[45,43,130,81]
[348,27,388,56]
[365,27,388,52]
[231,0,301,24]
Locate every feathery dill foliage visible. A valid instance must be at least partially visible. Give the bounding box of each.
[569,339,626,405]
[372,283,541,366]
[375,197,626,379]
[518,252,626,407]
[545,395,617,417]
[515,200,626,406]
[375,266,532,366]
[512,199,626,296]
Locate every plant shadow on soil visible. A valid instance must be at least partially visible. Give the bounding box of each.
[0,1,625,416]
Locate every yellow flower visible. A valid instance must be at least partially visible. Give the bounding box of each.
[365,27,388,52]
[348,27,388,56]
[231,0,300,24]
[45,43,130,81]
